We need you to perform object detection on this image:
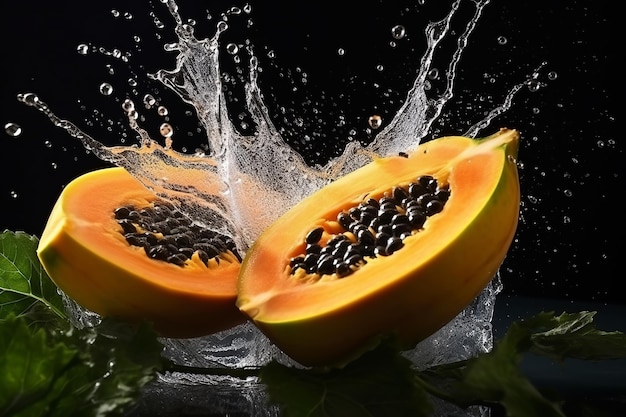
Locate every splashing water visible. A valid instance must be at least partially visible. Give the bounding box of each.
[19,0,540,254]
[19,1,544,414]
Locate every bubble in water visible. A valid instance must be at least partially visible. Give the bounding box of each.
[9,191,18,199]
[44,140,52,148]
[111,9,120,18]
[368,115,382,129]
[76,43,89,55]
[160,123,174,138]
[4,122,22,137]
[391,25,406,40]
[547,71,558,80]
[157,105,169,116]
[99,83,113,96]
[376,64,384,72]
[497,35,508,45]
[337,48,345,56]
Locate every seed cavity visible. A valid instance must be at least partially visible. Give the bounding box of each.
[114,200,241,268]
[290,175,449,279]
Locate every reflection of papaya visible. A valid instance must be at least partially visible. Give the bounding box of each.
[37,167,246,338]
[237,129,521,367]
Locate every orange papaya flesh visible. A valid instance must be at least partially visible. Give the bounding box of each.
[37,167,246,338]
[237,128,520,367]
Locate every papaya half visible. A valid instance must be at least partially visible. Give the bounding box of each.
[37,167,246,337]
[237,128,521,367]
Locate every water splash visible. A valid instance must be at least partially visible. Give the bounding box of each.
[17,0,542,256]
[19,0,541,385]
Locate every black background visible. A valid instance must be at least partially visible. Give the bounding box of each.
[1,1,619,305]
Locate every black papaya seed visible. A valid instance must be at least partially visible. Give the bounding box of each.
[305,227,324,244]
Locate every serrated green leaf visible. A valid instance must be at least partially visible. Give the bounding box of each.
[0,230,66,323]
[36,320,164,417]
[0,312,163,417]
[0,313,78,416]
[528,311,626,361]
[260,340,433,417]
[449,320,566,417]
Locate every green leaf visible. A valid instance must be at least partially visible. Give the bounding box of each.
[260,340,433,417]
[447,320,566,417]
[0,230,66,323]
[0,313,78,417]
[0,314,163,417]
[527,311,626,361]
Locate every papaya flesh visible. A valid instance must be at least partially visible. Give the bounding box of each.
[237,128,520,367]
[37,167,246,338]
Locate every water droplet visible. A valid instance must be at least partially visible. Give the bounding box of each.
[122,99,135,113]
[99,83,113,96]
[160,123,174,138]
[391,25,406,40]
[9,191,18,199]
[376,64,384,72]
[123,12,133,20]
[5,122,22,137]
[44,140,52,148]
[143,94,156,107]
[76,43,89,55]
[153,17,165,29]
[527,79,543,92]
[111,9,120,18]
[51,162,58,169]
[337,48,345,56]
[368,115,382,129]
[226,43,239,55]
[128,78,138,87]
[157,106,169,116]
[563,189,573,197]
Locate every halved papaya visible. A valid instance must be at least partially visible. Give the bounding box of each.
[37,167,246,337]
[237,128,520,367]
